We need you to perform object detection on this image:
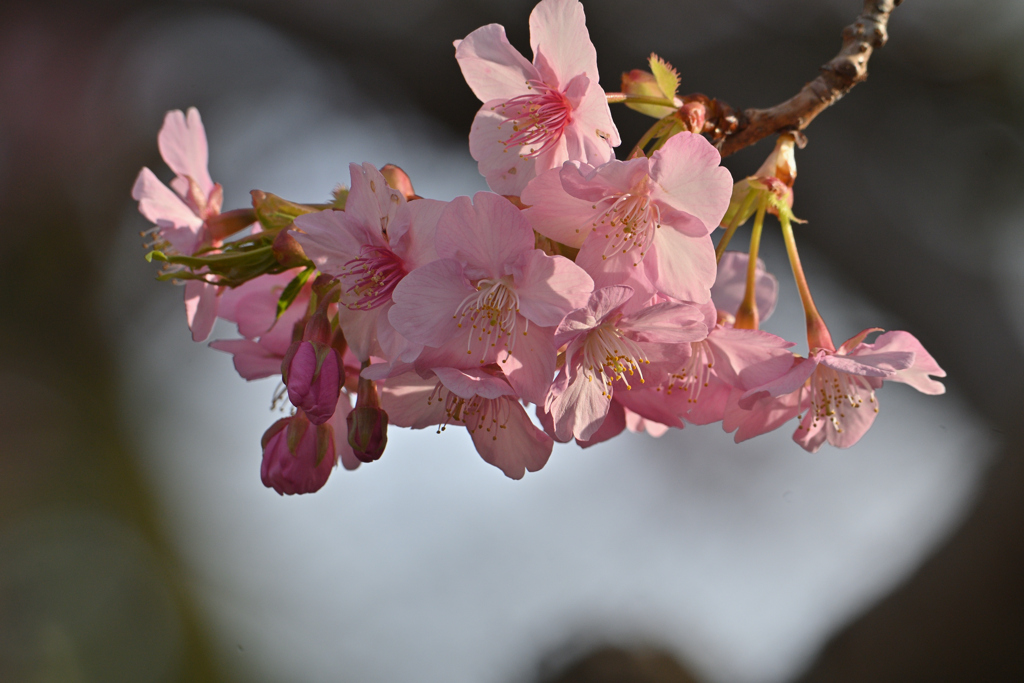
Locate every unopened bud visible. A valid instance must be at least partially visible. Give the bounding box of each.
[678,101,707,134]
[347,370,388,462]
[282,341,344,425]
[621,69,676,119]
[251,190,320,232]
[380,164,419,201]
[260,411,336,495]
[206,207,257,242]
[272,229,309,268]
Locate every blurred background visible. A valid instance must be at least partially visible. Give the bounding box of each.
[1,0,1023,681]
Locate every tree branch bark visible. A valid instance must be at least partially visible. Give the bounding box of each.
[718,0,902,157]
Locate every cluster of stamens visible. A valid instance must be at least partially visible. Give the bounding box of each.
[589,179,660,265]
[798,366,878,434]
[453,277,525,361]
[341,245,405,310]
[579,323,649,397]
[664,340,714,403]
[427,384,512,441]
[495,80,573,159]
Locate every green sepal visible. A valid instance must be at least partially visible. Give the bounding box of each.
[251,190,322,232]
[649,53,680,104]
[277,267,316,319]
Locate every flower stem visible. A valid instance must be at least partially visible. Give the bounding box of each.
[715,188,758,262]
[734,195,768,330]
[606,92,681,108]
[780,214,834,351]
[628,114,676,159]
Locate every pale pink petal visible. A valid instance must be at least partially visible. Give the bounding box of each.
[619,301,707,343]
[707,327,795,389]
[711,252,779,322]
[389,258,474,348]
[209,339,285,380]
[560,157,648,202]
[865,330,946,395]
[792,407,828,453]
[216,270,297,339]
[513,250,594,326]
[158,108,214,198]
[680,381,732,426]
[820,352,911,377]
[503,323,557,405]
[650,132,734,231]
[379,372,448,430]
[624,408,671,437]
[567,84,621,155]
[455,24,538,102]
[577,399,626,448]
[554,285,633,344]
[647,228,717,303]
[520,165,596,248]
[337,302,381,362]
[549,363,612,441]
[434,367,516,400]
[388,198,446,269]
[132,168,203,254]
[615,387,685,429]
[470,397,553,479]
[727,389,803,443]
[435,193,534,279]
[528,0,599,87]
[821,380,880,450]
[375,301,423,364]
[184,280,218,342]
[469,106,538,195]
[344,163,405,238]
[739,354,820,409]
[291,210,366,276]
[328,394,361,470]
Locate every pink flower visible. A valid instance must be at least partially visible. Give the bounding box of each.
[260,410,336,495]
[546,285,707,441]
[291,163,446,363]
[133,108,249,342]
[733,329,946,452]
[380,368,552,479]
[455,0,620,194]
[521,132,733,302]
[389,192,593,404]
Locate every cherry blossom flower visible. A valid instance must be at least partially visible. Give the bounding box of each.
[380,368,552,479]
[455,0,620,194]
[521,132,733,302]
[389,192,593,404]
[133,108,244,342]
[732,329,946,452]
[291,163,446,364]
[546,285,707,442]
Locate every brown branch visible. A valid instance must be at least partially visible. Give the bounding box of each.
[716,0,902,158]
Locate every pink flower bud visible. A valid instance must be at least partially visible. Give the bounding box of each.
[282,341,343,425]
[260,412,336,495]
[346,375,388,462]
[379,163,419,200]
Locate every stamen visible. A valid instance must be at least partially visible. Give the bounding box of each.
[340,245,406,310]
[666,340,713,403]
[580,322,650,398]
[590,176,659,265]
[453,277,523,361]
[496,80,573,159]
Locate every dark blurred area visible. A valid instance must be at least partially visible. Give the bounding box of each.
[2,0,1023,681]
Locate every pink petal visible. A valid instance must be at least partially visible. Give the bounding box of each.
[389,259,473,348]
[388,198,446,269]
[184,280,218,342]
[379,373,448,430]
[711,252,779,323]
[550,363,612,441]
[707,327,795,389]
[865,330,946,395]
[554,285,633,344]
[727,389,803,443]
[435,193,534,279]
[502,323,557,405]
[819,353,911,377]
[520,165,596,248]
[528,0,599,88]
[650,132,734,231]
[344,163,405,239]
[454,24,538,103]
[434,367,516,400]
[566,82,621,154]
[210,339,285,380]
[560,157,648,202]
[577,399,626,448]
[615,386,685,429]
[291,210,366,276]
[216,270,297,339]
[328,395,361,470]
[792,409,829,453]
[469,397,553,479]
[624,408,670,437]
[739,354,819,409]
[513,250,594,326]
[619,301,707,344]
[132,168,203,254]
[469,106,539,195]
[647,228,717,303]
[158,108,214,199]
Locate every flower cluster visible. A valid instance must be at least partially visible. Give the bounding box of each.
[134,0,945,494]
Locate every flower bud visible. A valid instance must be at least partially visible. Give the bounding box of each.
[272,229,309,268]
[250,190,319,232]
[621,69,676,119]
[346,373,388,463]
[379,164,419,200]
[282,341,344,425]
[260,412,336,495]
[205,207,257,242]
